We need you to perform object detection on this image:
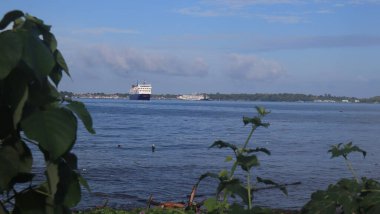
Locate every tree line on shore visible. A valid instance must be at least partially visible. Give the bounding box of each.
[60,91,380,103]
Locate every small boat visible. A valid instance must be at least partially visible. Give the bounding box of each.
[177,93,209,101]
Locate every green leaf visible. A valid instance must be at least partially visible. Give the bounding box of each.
[13,83,28,128]
[46,162,59,197]
[203,198,219,212]
[225,156,233,162]
[54,161,82,208]
[243,116,270,128]
[245,147,271,155]
[21,31,55,79]
[49,66,63,86]
[55,50,70,76]
[197,172,221,188]
[21,107,77,160]
[0,10,24,30]
[0,31,23,79]
[328,142,366,160]
[14,140,33,173]
[302,178,362,213]
[210,140,237,152]
[217,179,250,205]
[0,145,20,191]
[28,80,60,107]
[14,188,47,214]
[78,173,91,192]
[255,106,270,116]
[42,32,57,52]
[236,154,259,172]
[11,172,35,184]
[218,169,229,179]
[1,204,7,213]
[198,172,220,183]
[63,175,81,208]
[257,177,288,195]
[65,100,95,134]
[63,152,78,170]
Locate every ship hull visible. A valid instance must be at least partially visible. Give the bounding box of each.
[129,94,151,100]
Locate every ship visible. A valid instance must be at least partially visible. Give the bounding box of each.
[177,93,209,101]
[129,81,152,100]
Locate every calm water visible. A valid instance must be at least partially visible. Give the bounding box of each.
[64,99,380,210]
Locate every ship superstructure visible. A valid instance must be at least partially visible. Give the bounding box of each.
[129,82,152,100]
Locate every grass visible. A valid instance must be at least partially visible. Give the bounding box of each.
[74,207,300,214]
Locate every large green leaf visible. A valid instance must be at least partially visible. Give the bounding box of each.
[21,107,77,160]
[0,31,23,79]
[0,145,20,191]
[54,161,81,208]
[12,82,28,128]
[28,80,60,107]
[13,189,47,214]
[14,140,33,173]
[63,174,81,208]
[0,10,24,30]
[65,100,95,134]
[21,31,55,79]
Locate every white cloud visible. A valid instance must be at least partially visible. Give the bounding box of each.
[72,27,140,35]
[225,54,286,81]
[207,0,301,8]
[70,45,209,77]
[257,14,304,24]
[246,35,380,51]
[175,7,221,17]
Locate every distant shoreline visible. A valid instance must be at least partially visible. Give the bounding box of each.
[61,91,380,104]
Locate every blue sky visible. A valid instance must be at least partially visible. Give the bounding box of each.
[1,0,380,97]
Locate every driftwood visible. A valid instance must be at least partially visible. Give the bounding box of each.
[146,181,301,210]
[146,184,203,210]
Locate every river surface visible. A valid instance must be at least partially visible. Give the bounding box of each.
[60,99,380,210]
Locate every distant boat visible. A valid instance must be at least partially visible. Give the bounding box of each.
[129,81,152,100]
[177,93,210,101]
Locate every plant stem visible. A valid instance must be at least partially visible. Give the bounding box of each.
[229,126,256,178]
[345,159,359,183]
[243,126,256,150]
[247,172,252,210]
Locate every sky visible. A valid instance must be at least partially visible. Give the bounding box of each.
[1,0,380,97]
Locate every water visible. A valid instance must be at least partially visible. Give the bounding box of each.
[58,100,380,210]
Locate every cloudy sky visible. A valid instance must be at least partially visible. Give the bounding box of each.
[1,0,380,97]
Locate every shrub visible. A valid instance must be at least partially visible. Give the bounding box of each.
[0,10,95,213]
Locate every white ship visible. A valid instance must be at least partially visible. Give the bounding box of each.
[129,82,152,100]
[177,93,209,101]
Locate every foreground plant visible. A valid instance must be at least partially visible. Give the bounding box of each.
[302,142,380,214]
[197,107,287,213]
[0,10,95,213]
